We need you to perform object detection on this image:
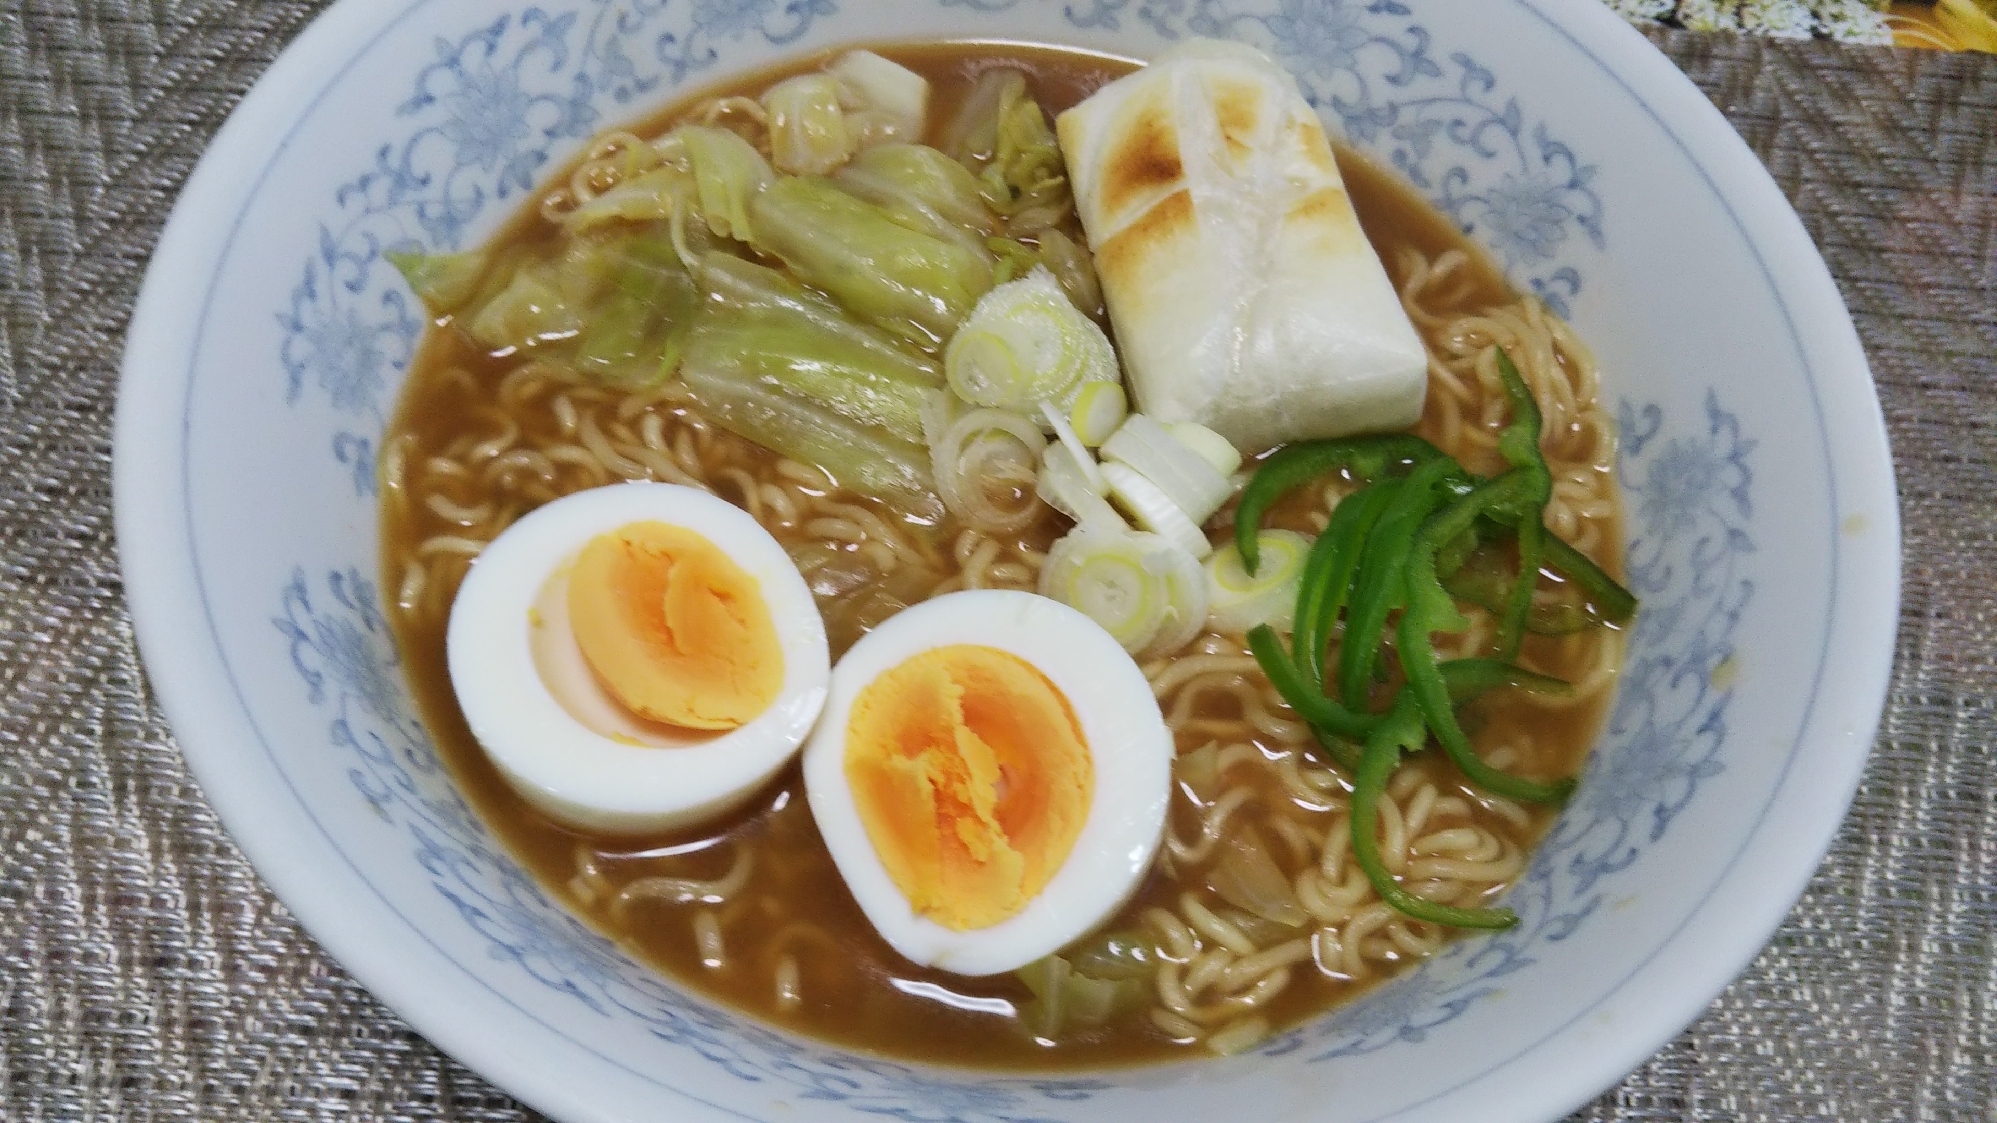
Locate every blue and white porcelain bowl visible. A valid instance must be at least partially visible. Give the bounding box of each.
[113,1,1900,1120]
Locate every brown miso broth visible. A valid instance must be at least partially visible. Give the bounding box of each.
[380,41,1624,1069]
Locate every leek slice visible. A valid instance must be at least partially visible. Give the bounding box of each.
[1205,530,1311,634]
[928,406,1047,533]
[945,267,1117,415]
[750,175,993,349]
[1041,526,1207,655]
[1038,444,1125,531]
[1069,381,1128,447]
[762,74,853,176]
[1039,401,1103,493]
[1167,420,1243,477]
[1102,462,1212,559]
[1102,415,1232,526]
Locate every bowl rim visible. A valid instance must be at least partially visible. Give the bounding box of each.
[111,0,1902,1120]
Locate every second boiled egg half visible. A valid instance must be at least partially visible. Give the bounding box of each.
[803,590,1173,977]
[448,482,829,834]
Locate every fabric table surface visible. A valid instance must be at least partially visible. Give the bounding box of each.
[2,3,1994,1119]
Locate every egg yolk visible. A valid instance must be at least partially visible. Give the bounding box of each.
[843,645,1093,931]
[567,520,783,731]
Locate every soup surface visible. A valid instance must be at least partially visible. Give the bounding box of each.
[380,41,1624,1069]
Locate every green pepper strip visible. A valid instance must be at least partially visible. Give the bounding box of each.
[1542,535,1638,623]
[1492,349,1551,662]
[1401,470,1577,805]
[1247,625,1379,746]
[1293,478,1404,692]
[1351,691,1519,930]
[1336,458,1462,713]
[1233,435,1448,574]
[1439,658,1574,703]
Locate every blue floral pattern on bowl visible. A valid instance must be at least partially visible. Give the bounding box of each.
[268,0,1747,1115]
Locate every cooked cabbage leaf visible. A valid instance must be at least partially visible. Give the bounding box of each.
[571,236,700,387]
[673,125,774,243]
[463,268,579,353]
[563,165,688,232]
[386,247,488,316]
[939,67,1025,167]
[833,143,996,258]
[936,67,1071,233]
[762,74,853,176]
[677,253,943,514]
[689,254,942,441]
[1034,227,1104,318]
[748,175,993,349]
[827,49,928,143]
[980,83,1069,231]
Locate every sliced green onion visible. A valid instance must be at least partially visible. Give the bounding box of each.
[1102,415,1232,526]
[1038,444,1125,531]
[1069,381,1128,446]
[1041,526,1206,655]
[1205,530,1311,634]
[1040,400,1104,494]
[1102,461,1211,560]
[944,267,1116,414]
[1165,421,1242,478]
[929,406,1047,534]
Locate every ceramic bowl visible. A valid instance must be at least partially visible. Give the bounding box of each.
[114,0,1899,1120]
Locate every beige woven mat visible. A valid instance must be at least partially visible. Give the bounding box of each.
[2,3,1994,1119]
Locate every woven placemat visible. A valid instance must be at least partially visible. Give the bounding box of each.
[2,3,1993,1119]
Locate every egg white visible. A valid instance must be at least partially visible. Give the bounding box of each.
[803,589,1173,977]
[448,482,829,834]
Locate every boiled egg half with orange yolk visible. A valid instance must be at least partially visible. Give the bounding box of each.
[803,590,1172,976]
[448,482,829,834]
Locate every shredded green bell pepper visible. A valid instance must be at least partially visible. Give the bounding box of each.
[1232,435,1451,574]
[1335,458,1462,713]
[1350,691,1520,930]
[1293,477,1404,692]
[1246,625,1378,753]
[1401,467,1575,805]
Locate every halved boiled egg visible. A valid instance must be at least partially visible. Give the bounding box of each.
[448,482,829,834]
[803,590,1171,976]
